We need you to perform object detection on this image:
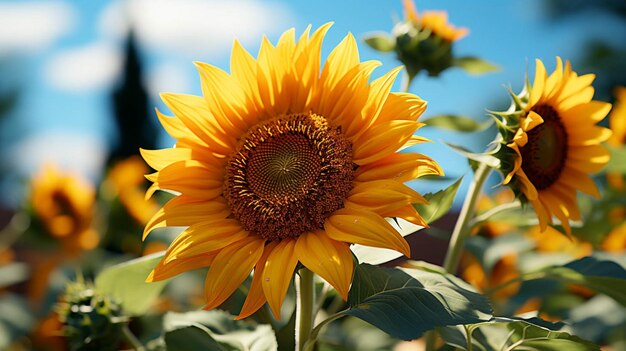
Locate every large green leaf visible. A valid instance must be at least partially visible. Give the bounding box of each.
[422,114,493,132]
[163,310,277,351]
[441,317,599,351]
[363,33,396,52]
[413,177,463,224]
[453,56,500,75]
[342,264,492,340]
[540,256,626,306]
[94,251,168,316]
[445,143,501,169]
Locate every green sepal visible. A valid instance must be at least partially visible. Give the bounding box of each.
[363,32,396,52]
[453,56,500,75]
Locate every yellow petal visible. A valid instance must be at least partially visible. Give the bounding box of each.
[145,160,223,200]
[376,92,427,124]
[354,66,403,132]
[236,242,279,320]
[204,237,265,309]
[147,252,216,282]
[160,93,234,155]
[522,111,544,131]
[156,109,207,149]
[528,59,547,108]
[230,40,263,114]
[320,33,360,92]
[558,86,595,111]
[568,145,610,165]
[194,62,252,134]
[355,152,443,183]
[382,204,428,227]
[325,208,411,257]
[559,168,600,198]
[346,180,427,214]
[163,219,248,264]
[353,120,422,165]
[262,238,299,319]
[296,230,353,300]
[562,101,612,123]
[143,195,229,240]
[140,148,194,171]
[567,126,612,146]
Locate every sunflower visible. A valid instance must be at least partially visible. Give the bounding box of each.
[31,164,99,254]
[501,57,612,233]
[607,86,626,189]
[141,24,442,319]
[104,156,159,224]
[402,0,468,42]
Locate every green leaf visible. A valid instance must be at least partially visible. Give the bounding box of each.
[445,142,501,168]
[465,234,534,274]
[453,56,500,75]
[422,114,493,132]
[343,264,492,340]
[94,251,168,316]
[540,256,626,305]
[442,317,599,351]
[413,177,463,224]
[603,144,626,173]
[163,310,277,351]
[363,33,396,52]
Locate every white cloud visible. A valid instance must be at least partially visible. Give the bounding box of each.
[126,0,291,57]
[45,42,123,92]
[145,62,192,96]
[0,1,75,53]
[98,0,130,40]
[10,131,107,182]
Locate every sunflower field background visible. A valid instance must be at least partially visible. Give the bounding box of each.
[1,1,626,350]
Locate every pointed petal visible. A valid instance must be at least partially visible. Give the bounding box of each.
[204,237,265,309]
[559,168,600,198]
[353,120,422,165]
[162,220,248,264]
[236,242,279,320]
[562,101,612,123]
[296,231,353,299]
[529,59,547,108]
[147,252,217,282]
[325,208,410,257]
[143,196,230,240]
[145,160,223,200]
[383,204,428,227]
[262,239,298,319]
[376,92,427,124]
[346,180,427,214]
[355,152,442,183]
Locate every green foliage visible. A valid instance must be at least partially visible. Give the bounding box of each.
[422,114,493,132]
[95,252,169,316]
[0,294,34,350]
[453,56,500,75]
[440,317,599,350]
[163,310,277,351]
[363,33,396,52]
[539,256,626,306]
[413,177,463,224]
[342,264,492,340]
[445,142,501,169]
[465,233,534,274]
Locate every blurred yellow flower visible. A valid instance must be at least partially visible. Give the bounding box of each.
[142,24,442,319]
[601,221,626,253]
[31,165,99,254]
[607,86,626,190]
[104,156,159,225]
[402,0,468,42]
[502,58,612,234]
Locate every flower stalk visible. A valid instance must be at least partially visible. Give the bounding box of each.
[296,268,316,351]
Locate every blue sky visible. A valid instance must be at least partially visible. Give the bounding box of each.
[0,0,624,206]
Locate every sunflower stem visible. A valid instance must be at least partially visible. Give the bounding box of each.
[443,162,491,274]
[121,324,144,351]
[296,268,315,351]
[425,162,491,351]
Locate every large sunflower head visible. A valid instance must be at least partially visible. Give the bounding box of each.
[31,165,99,254]
[141,24,442,319]
[496,57,612,234]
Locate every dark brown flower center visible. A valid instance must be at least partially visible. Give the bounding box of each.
[224,112,354,241]
[520,104,568,190]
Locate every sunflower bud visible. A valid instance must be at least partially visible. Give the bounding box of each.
[57,280,126,351]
